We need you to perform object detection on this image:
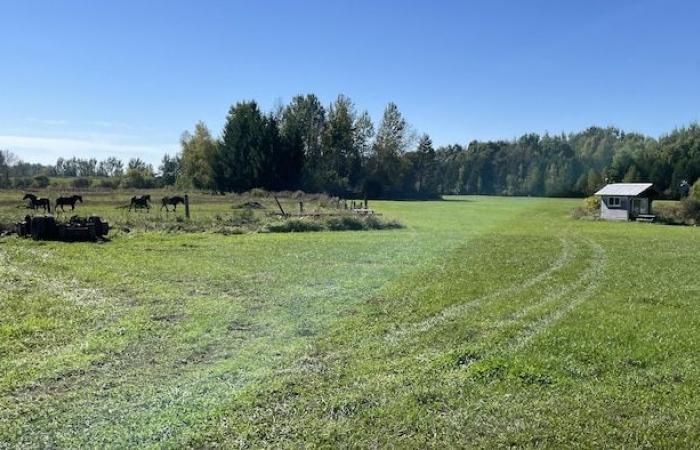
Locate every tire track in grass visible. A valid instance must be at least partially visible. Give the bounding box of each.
[424,235,606,373]
[386,236,575,344]
[502,236,606,354]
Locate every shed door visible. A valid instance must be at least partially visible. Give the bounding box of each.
[631,198,642,216]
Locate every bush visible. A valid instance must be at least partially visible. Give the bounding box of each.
[658,180,700,225]
[32,175,50,188]
[266,215,403,233]
[98,178,121,189]
[325,215,366,231]
[571,196,600,220]
[121,174,156,189]
[364,215,403,230]
[681,181,700,223]
[687,180,700,201]
[655,203,687,225]
[13,177,32,188]
[71,177,92,189]
[682,200,700,222]
[583,196,600,210]
[267,218,324,233]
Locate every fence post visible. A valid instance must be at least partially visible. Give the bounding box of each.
[184,194,190,219]
[273,195,287,217]
[299,201,304,215]
[364,197,368,209]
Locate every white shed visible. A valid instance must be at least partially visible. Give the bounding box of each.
[594,183,656,221]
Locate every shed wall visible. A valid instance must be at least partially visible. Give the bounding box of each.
[600,196,629,221]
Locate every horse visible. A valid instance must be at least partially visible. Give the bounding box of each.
[22,193,51,212]
[161,196,186,212]
[55,195,83,212]
[129,194,151,211]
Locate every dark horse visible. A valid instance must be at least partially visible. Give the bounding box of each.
[23,193,51,212]
[129,194,151,211]
[55,195,83,212]
[161,196,185,212]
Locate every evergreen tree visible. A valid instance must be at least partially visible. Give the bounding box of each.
[321,95,357,192]
[281,94,326,190]
[369,103,410,196]
[159,153,181,186]
[414,134,437,196]
[216,101,268,192]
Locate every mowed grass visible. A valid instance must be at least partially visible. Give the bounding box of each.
[1,194,699,447]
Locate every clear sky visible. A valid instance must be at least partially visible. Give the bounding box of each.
[1,0,699,166]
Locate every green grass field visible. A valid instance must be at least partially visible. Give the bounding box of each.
[1,193,699,448]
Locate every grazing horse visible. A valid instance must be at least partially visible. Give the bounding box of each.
[129,194,151,211]
[55,195,83,212]
[161,195,185,212]
[23,193,51,212]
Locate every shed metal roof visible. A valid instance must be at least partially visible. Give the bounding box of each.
[594,183,653,196]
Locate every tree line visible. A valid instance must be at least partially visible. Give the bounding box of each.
[2,95,699,198]
[435,124,700,198]
[0,151,161,190]
[176,95,439,199]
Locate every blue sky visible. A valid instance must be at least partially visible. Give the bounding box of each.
[1,0,699,166]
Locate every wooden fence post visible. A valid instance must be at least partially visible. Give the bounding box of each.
[184,194,190,219]
[273,195,287,217]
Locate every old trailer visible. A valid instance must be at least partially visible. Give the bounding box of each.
[16,215,110,241]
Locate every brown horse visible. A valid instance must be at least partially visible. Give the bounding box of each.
[55,195,83,212]
[23,193,51,212]
[161,196,185,212]
[129,194,151,211]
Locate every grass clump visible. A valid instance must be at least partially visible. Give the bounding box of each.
[364,215,403,230]
[266,218,325,233]
[267,215,404,233]
[325,215,367,231]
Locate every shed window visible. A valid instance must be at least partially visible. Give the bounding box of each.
[608,196,621,207]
